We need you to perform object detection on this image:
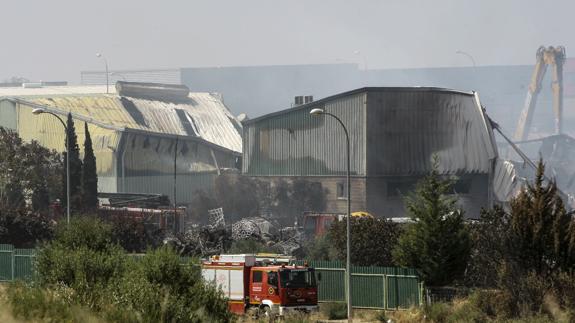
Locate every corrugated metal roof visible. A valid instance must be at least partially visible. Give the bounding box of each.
[0,86,242,153]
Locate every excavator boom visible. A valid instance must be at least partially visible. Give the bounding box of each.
[514,46,565,141]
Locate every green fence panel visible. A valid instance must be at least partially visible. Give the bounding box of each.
[0,244,14,281]
[316,268,346,302]
[14,248,36,280]
[386,275,420,309]
[298,259,421,309]
[351,274,385,308]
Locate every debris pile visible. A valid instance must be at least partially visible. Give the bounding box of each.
[170,208,305,256]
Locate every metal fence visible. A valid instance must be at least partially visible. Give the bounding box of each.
[0,245,422,310]
[0,244,36,282]
[298,260,423,310]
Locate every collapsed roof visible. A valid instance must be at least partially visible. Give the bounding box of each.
[0,82,242,153]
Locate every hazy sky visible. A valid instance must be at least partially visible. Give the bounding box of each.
[2,0,573,84]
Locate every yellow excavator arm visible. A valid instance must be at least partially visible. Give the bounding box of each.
[514,46,566,141]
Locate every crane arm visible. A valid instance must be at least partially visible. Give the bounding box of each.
[549,46,566,135]
[514,46,548,141]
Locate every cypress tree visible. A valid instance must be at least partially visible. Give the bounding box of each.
[392,157,471,286]
[62,113,83,211]
[82,122,98,210]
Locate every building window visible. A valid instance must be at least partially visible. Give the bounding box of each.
[253,271,262,283]
[337,182,347,200]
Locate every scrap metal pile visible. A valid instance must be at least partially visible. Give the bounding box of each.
[168,208,304,256]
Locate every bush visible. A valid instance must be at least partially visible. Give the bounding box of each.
[7,281,103,322]
[108,215,164,252]
[330,216,400,266]
[21,216,233,323]
[321,302,347,320]
[0,210,54,248]
[424,302,451,322]
[300,234,337,261]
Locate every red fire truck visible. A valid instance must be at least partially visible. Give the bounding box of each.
[201,254,318,317]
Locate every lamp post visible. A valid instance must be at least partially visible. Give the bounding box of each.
[309,107,352,322]
[455,50,476,68]
[96,53,109,93]
[32,108,70,225]
[173,137,178,232]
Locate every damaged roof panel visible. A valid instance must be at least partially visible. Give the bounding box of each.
[1,86,242,153]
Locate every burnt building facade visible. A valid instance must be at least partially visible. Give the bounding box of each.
[242,87,499,219]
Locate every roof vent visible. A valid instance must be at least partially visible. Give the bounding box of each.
[115,81,190,102]
[294,95,313,107]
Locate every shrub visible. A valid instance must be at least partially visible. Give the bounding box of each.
[330,217,400,266]
[108,215,164,252]
[424,302,451,322]
[7,281,104,322]
[27,216,233,322]
[321,302,347,320]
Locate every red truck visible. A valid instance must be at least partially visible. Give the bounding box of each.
[201,254,318,317]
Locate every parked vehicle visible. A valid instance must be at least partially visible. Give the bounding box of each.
[201,254,318,316]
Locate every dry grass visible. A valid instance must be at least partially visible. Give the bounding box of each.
[0,284,26,323]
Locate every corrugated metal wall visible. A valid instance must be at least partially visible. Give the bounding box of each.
[123,173,218,205]
[297,260,422,309]
[243,92,366,176]
[366,90,497,175]
[120,131,238,204]
[0,100,17,130]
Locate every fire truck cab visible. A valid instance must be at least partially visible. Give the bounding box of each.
[201,254,318,316]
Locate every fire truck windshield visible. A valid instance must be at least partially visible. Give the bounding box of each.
[279,268,317,288]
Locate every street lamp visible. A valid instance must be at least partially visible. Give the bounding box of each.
[455,50,476,68]
[32,108,70,225]
[309,107,352,322]
[96,53,109,94]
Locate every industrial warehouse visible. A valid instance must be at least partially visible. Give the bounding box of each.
[241,86,525,219]
[0,82,242,207]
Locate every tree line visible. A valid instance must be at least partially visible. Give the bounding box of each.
[0,114,98,246]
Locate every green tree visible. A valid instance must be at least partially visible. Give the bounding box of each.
[62,113,83,211]
[81,122,98,210]
[392,160,471,286]
[0,209,54,247]
[496,161,575,313]
[0,127,62,213]
[464,205,509,288]
[330,217,400,266]
[300,234,338,261]
[505,161,575,276]
[272,178,327,226]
